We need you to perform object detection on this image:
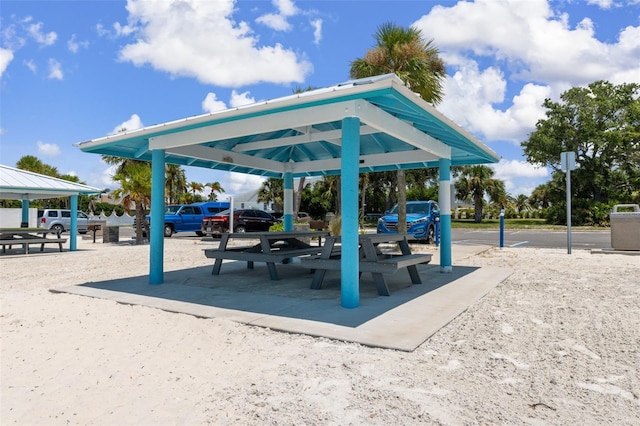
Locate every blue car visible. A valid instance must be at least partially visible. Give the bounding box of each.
[376,200,440,243]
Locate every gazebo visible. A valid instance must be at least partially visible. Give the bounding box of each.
[77,74,500,308]
[0,164,102,251]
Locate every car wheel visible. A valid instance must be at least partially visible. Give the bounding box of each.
[426,224,435,244]
[196,231,204,237]
[234,225,246,233]
[79,231,88,235]
[52,224,64,233]
[164,224,173,237]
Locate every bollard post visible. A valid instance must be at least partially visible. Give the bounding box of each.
[434,216,440,247]
[499,209,505,248]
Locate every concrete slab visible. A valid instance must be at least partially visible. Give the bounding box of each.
[53,244,512,351]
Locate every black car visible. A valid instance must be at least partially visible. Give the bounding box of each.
[201,209,279,235]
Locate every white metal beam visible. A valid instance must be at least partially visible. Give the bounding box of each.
[232,125,379,152]
[356,100,451,159]
[290,149,440,174]
[166,145,285,174]
[149,100,361,150]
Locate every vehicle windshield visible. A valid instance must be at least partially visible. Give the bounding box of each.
[165,205,181,214]
[215,209,231,216]
[389,203,429,215]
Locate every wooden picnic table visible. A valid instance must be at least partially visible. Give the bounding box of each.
[0,228,67,254]
[300,233,432,296]
[203,230,330,280]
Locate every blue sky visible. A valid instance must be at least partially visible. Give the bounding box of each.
[1,0,639,199]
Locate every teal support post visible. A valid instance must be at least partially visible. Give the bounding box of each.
[283,171,293,232]
[341,116,360,308]
[70,195,78,251]
[21,200,29,227]
[150,149,165,284]
[438,158,452,273]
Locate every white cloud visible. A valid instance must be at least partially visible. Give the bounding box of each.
[491,159,549,196]
[310,19,322,45]
[229,90,256,107]
[67,34,89,53]
[587,0,615,8]
[438,59,552,144]
[0,48,14,77]
[414,0,640,86]
[47,58,63,80]
[256,0,299,31]
[226,172,265,195]
[117,0,312,87]
[414,0,640,146]
[27,21,57,46]
[37,141,61,157]
[111,114,144,134]
[202,93,227,113]
[97,163,119,189]
[0,128,6,135]
[24,59,36,73]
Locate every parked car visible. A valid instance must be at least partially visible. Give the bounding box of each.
[376,200,440,243]
[136,201,230,237]
[37,209,89,234]
[202,209,279,235]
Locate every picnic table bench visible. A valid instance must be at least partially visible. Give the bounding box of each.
[203,230,330,280]
[300,234,432,296]
[0,228,67,254]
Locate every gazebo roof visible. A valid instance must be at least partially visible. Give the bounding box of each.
[77,74,499,177]
[0,164,102,201]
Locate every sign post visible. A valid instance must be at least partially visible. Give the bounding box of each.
[560,152,576,254]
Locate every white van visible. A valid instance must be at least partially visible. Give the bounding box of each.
[38,209,89,234]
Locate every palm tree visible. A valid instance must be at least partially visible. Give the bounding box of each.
[350,22,446,233]
[16,155,59,177]
[102,155,152,241]
[294,177,306,219]
[206,181,225,201]
[454,165,506,223]
[513,194,532,217]
[529,184,551,210]
[187,181,204,199]
[111,161,152,244]
[165,164,187,204]
[258,178,283,211]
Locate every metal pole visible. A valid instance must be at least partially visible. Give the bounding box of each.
[566,169,571,254]
[499,209,505,248]
[229,197,234,233]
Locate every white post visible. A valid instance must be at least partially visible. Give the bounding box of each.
[561,151,576,255]
[228,197,234,233]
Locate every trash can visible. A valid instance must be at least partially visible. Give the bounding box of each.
[610,204,640,251]
[103,226,120,243]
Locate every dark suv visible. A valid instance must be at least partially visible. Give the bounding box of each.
[201,209,278,235]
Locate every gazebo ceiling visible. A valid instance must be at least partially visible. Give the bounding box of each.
[77,74,499,177]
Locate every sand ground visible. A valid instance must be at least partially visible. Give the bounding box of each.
[1,237,639,425]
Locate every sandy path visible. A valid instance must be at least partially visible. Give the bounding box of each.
[1,239,639,424]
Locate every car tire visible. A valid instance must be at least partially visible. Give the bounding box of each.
[426,224,435,244]
[164,224,173,237]
[79,231,88,234]
[234,225,246,233]
[196,231,204,237]
[52,224,64,233]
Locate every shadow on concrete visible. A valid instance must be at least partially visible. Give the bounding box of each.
[55,245,512,351]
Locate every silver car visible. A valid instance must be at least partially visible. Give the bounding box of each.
[38,209,89,234]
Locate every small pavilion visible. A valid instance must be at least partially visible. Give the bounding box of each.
[77,74,500,308]
[0,164,102,251]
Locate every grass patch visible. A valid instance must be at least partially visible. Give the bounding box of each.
[451,218,605,230]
